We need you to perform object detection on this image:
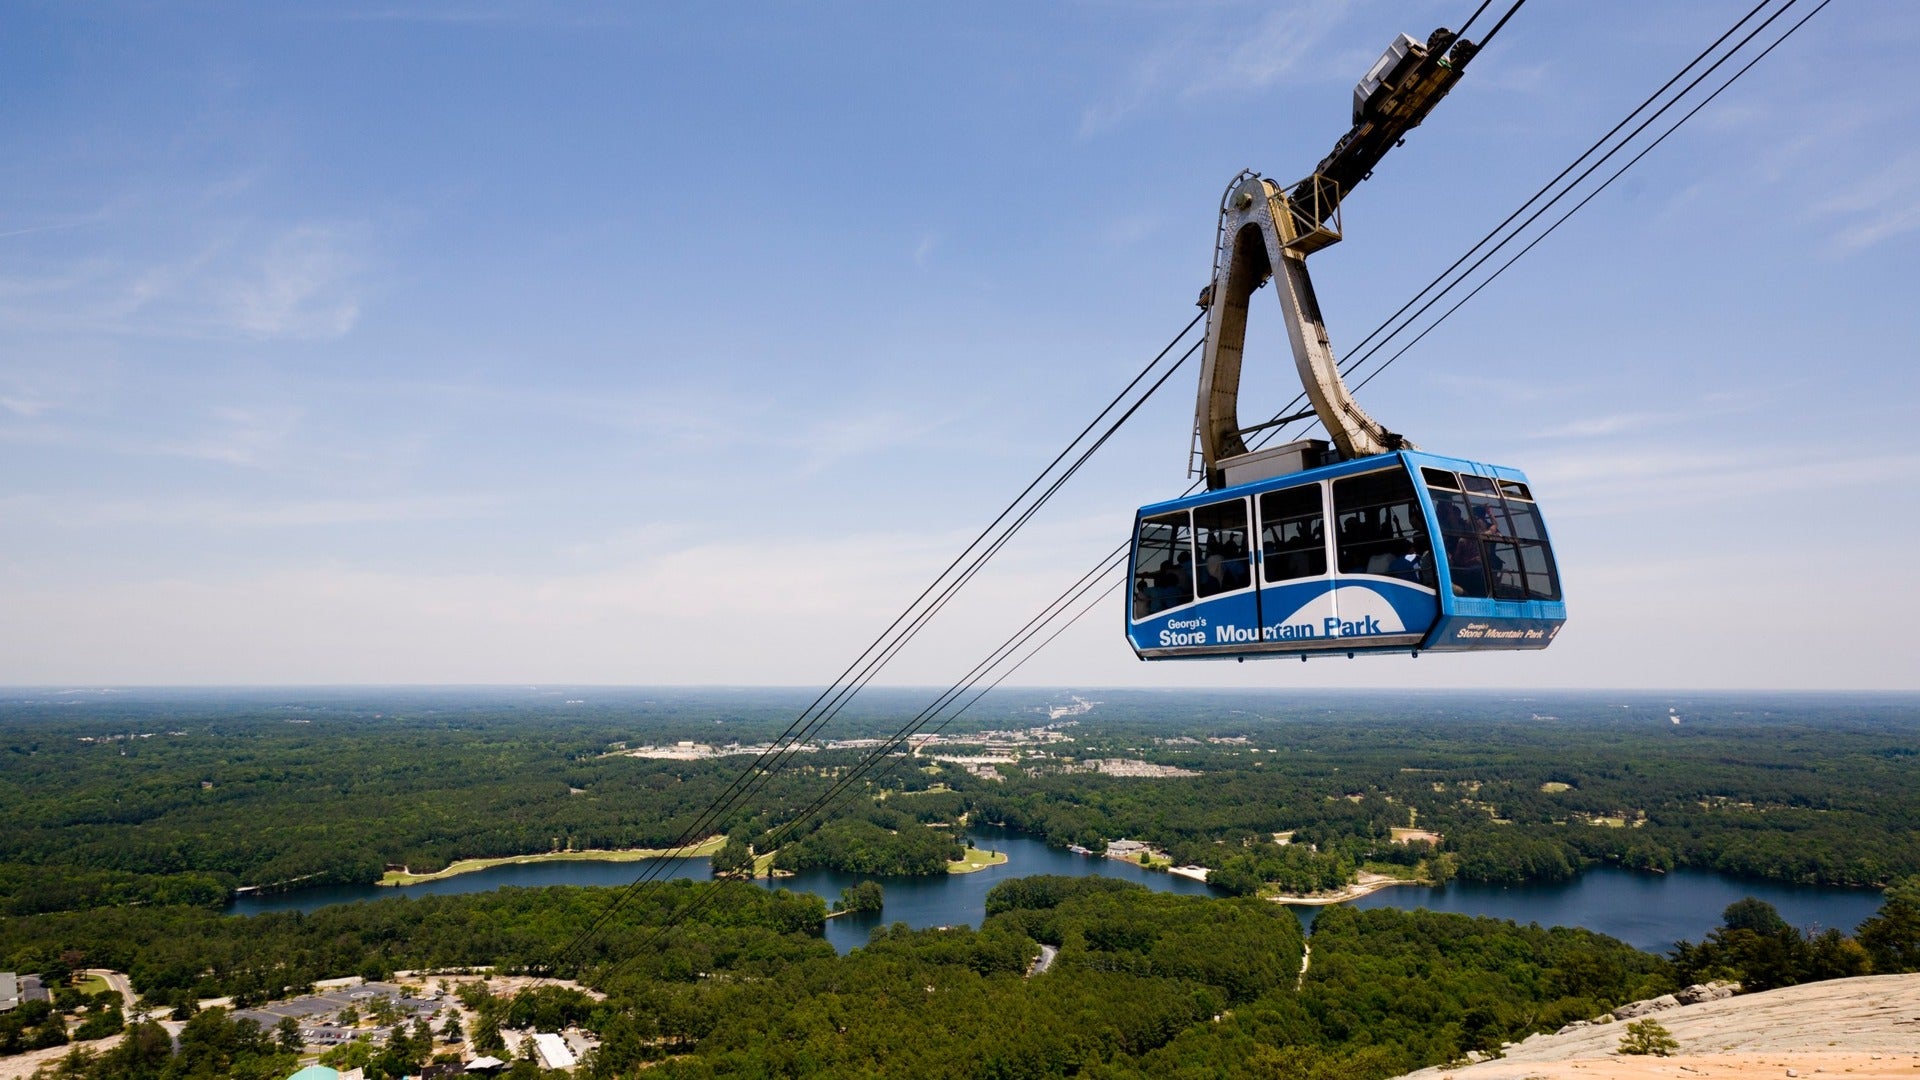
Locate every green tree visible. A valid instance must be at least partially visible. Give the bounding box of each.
[1618,1018,1680,1056]
[835,881,884,913]
[1860,877,1920,973]
[1722,897,1790,935]
[474,1009,506,1054]
[73,1002,124,1041]
[709,838,754,877]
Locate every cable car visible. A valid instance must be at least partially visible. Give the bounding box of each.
[1126,25,1565,662]
[1127,443,1563,660]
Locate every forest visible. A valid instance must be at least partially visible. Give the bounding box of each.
[19,875,1920,1078]
[6,873,1682,1079]
[18,868,1920,1068]
[5,684,1919,1077]
[3,687,1916,915]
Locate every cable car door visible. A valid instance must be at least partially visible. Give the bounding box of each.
[1189,496,1259,650]
[1254,482,1339,649]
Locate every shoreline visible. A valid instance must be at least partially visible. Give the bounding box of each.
[1267,872,1426,906]
[377,836,726,886]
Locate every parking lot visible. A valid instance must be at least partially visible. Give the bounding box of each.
[233,981,445,1048]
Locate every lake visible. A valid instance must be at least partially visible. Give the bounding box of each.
[1335,867,1886,953]
[228,825,1884,955]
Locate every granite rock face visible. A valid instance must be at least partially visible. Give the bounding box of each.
[1611,993,1680,1020]
[1677,980,1741,1004]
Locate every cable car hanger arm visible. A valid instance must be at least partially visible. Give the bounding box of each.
[1193,26,1480,488]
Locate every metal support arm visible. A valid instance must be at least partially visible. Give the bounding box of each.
[1192,173,1409,488]
[1188,25,1478,489]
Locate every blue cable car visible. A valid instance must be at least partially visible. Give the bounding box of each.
[1126,446,1564,661]
[1126,26,1563,662]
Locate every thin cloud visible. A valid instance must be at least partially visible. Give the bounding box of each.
[1,492,504,529]
[1530,446,1920,520]
[223,226,362,339]
[784,410,925,476]
[1533,410,1668,439]
[1819,150,1920,255]
[1080,0,1348,136]
[156,406,305,468]
[0,222,366,342]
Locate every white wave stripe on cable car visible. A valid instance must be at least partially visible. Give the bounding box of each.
[1279,585,1408,639]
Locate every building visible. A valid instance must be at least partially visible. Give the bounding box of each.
[532,1031,577,1070]
[0,973,18,1012]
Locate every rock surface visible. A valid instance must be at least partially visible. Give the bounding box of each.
[1395,972,1920,1080]
[1611,993,1679,1020]
[1675,980,1740,1004]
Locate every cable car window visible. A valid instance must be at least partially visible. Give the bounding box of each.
[1519,542,1559,600]
[1429,485,1490,598]
[1487,539,1528,599]
[1427,473,1561,601]
[1132,511,1192,619]
[1259,485,1326,583]
[1466,491,1513,538]
[1193,499,1252,598]
[1503,500,1547,541]
[1422,467,1459,489]
[1332,469,1433,585]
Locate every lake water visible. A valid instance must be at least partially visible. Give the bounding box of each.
[773,825,1217,953]
[228,825,1884,956]
[1335,867,1886,953]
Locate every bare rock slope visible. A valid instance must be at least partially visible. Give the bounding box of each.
[1396,973,1920,1080]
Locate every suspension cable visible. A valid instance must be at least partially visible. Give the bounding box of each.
[1352,0,1830,397]
[541,318,1204,974]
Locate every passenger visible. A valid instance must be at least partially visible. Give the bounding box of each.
[1223,551,1251,590]
[1384,538,1423,583]
[1473,504,1504,537]
[1159,562,1191,607]
[1198,552,1224,595]
[1447,531,1486,597]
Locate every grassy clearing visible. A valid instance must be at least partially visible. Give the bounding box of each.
[947,847,1007,874]
[1390,827,1443,844]
[70,974,110,996]
[380,835,727,886]
[1540,781,1573,793]
[1359,861,1422,881]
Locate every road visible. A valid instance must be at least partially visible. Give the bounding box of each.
[81,969,139,1015]
[1030,944,1059,976]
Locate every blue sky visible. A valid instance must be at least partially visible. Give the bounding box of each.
[2,1,1915,689]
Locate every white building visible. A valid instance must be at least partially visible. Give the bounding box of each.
[532,1032,577,1070]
